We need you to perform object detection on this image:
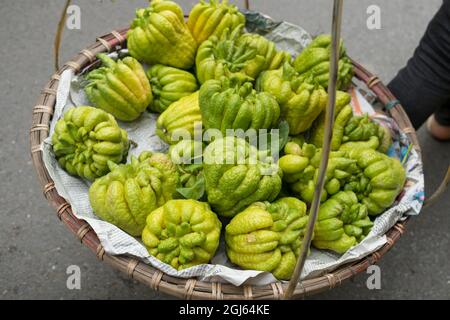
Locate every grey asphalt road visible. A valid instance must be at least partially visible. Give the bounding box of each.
[0,0,449,300]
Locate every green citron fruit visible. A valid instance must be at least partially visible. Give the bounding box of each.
[203,136,283,217]
[156,92,202,144]
[199,76,280,135]
[84,54,153,122]
[52,106,129,181]
[142,199,222,270]
[147,65,198,113]
[312,191,373,254]
[89,151,179,236]
[127,0,197,69]
[187,0,245,44]
[226,197,308,280]
[257,62,327,135]
[293,34,354,90]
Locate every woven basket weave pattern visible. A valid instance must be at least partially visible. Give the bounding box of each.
[29,29,419,300]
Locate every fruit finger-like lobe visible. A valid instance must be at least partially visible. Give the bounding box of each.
[147,64,198,113]
[89,152,179,236]
[344,148,406,215]
[84,54,152,122]
[293,34,354,90]
[199,76,281,135]
[203,137,283,218]
[196,25,290,84]
[312,191,372,254]
[156,91,202,144]
[257,63,327,135]
[187,0,245,44]
[225,197,308,280]
[141,199,222,270]
[127,0,197,69]
[52,106,130,181]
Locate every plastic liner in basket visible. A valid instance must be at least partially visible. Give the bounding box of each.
[40,12,424,287]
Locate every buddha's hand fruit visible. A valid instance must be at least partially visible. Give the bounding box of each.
[147,65,198,113]
[84,54,152,122]
[89,152,179,236]
[309,91,353,150]
[127,0,197,69]
[343,148,406,215]
[226,197,308,280]
[257,63,328,134]
[156,91,202,144]
[341,115,392,154]
[203,137,283,218]
[279,141,358,203]
[52,106,129,181]
[169,140,206,200]
[312,191,373,254]
[199,76,280,135]
[293,34,353,90]
[187,0,245,44]
[196,25,288,84]
[142,199,222,270]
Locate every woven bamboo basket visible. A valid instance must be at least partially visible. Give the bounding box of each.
[29,2,447,300]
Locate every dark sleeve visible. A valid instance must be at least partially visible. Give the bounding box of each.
[388,0,450,128]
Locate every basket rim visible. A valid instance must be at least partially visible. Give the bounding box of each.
[29,28,420,300]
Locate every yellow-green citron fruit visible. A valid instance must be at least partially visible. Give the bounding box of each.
[147,65,198,113]
[89,152,179,236]
[156,91,202,144]
[203,137,283,218]
[343,148,406,216]
[309,91,353,150]
[225,197,308,280]
[312,191,373,254]
[84,54,152,122]
[199,76,280,135]
[127,0,197,69]
[293,34,354,90]
[142,199,222,270]
[237,33,292,72]
[257,62,328,135]
[52,106,129,181]
[187,0,245,44]
[279,141,359,204]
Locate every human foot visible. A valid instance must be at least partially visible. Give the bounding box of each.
[427,115,450,141]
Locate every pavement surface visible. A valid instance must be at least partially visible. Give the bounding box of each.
[0,0,449,300]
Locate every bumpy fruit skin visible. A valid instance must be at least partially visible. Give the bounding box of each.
[226,197,308,280]
[257,63,328,135]
[196,25,289,84]
[156,92,202,144]
[279,141,358,203]
[84,54,152,122]
[203,137,283,218]
[142,199,222,270]
[199,76,280,135]
[312,191,373,254]
[187,0,245,44]
[52,106,129,181]
[89,152,179,236]
[293,34,354,90]
[147,65,198,113]
[309,91,353,150]
[341,115,392,154]
[237,33,292,72]
[127,0,197,69]
[343,148,406,215]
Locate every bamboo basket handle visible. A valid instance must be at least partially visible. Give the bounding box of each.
[284,0,344,299]
[423,165,450,208]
